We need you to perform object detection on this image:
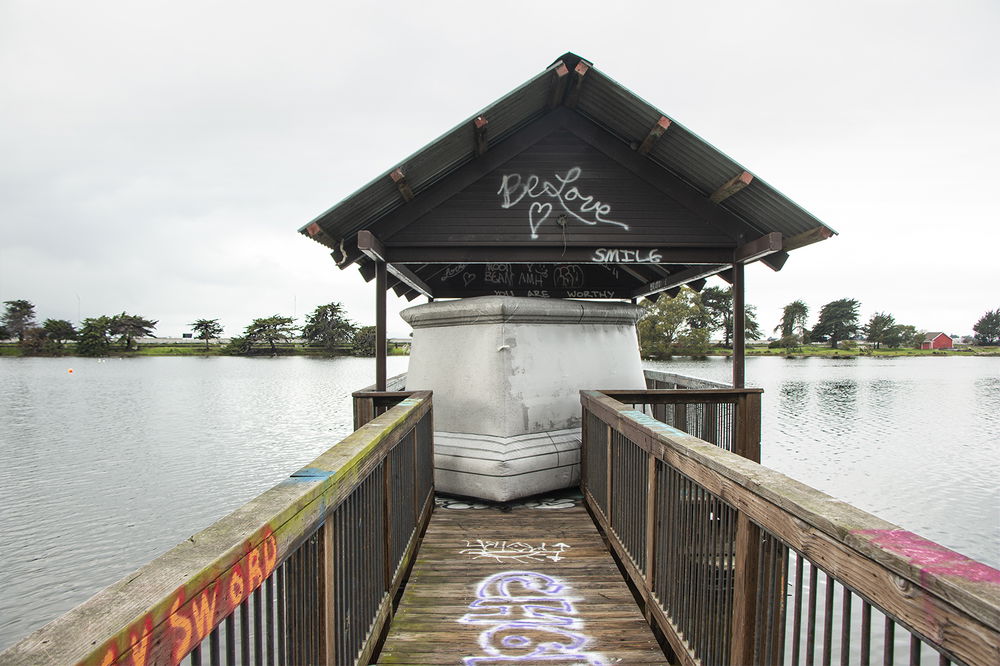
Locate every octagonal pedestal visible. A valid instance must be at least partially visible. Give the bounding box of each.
[400,296,644,501]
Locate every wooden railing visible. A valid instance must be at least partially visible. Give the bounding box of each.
[353,372,409,429]
[2,391,434,666]
[581,389,1000,666]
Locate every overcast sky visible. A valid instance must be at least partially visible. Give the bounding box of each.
[2,1,997,339]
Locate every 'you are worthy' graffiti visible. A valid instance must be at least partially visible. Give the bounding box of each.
[497,167,628,239]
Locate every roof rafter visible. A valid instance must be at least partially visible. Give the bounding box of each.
[709,171,753,204]
[636,116,671,155]
[473,116,489,157]
[390,168,414,202]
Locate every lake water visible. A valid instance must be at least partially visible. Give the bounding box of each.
[0,354,997,650]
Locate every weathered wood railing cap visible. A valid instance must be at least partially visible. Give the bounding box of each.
[401,295,642,328]
[0,391,432,666]
[581,389,1000,633]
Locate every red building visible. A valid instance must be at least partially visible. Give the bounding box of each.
[920,332,953,349]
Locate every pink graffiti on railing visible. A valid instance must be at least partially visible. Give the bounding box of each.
[458,571,606,665]
[854,529,1000,584]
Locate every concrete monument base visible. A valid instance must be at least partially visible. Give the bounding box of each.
[400,296,644,502]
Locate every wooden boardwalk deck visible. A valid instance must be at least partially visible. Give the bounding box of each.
[376,497,667,665]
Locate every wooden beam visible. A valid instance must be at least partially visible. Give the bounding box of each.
[368,108,571,242]
[376,261,387,390]
[688,278,707,292]
[784,225,836,251]
[546,62,570,109]
[709,170,753,204]
[359,231,433,297]
[473,115,488,157]
[357,230,386,262]
[636,116,671,155]
[735,231,783,263]
[389,168,414,202]
[383,244,736,265]
[762,251,789,272]
[733,261,746,388]
[330,235,363,269]
[563,60,590,109]
[632,264,732,298]
[562,111,764,242]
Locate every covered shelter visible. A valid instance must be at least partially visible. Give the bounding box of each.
[299,52,836,388]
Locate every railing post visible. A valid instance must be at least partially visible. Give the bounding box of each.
[321,519,336,665]
[730,512,761,665]
[644,452,657,587]
[735,392,761,463]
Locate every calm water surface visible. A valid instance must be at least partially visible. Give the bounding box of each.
[0,354,997,649]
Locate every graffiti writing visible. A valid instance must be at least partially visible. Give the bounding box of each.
[854,529,1000,584]
[441,264,469,282]
[459,571,606,665]
[497,167,628,239]
[90,527,279,666]
[460,540,571,563]
[553,265,584,289]
[592,248,662,263]
[566,290,616,299]
[485,263,514,287]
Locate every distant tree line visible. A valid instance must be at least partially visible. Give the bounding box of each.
[635,290,999,358]
[0,299,382,357]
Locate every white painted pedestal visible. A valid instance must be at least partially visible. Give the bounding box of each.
[400,296,645,501]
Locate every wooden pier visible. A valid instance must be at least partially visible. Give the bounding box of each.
[377,501,665,664]
[2,381,999,665]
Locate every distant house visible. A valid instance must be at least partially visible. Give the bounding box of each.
[920,332,953,350]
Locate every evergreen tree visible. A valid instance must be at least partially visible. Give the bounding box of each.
[244,315,297,354]
[43,319,78,351]
[2,300,37,342]
[77,317,111,356]
[352,325,377,357]
[862,312,895,349]
[811,299,861,348]
[302,303,356,351]
[775,300,809,341]
[973,309,1000,345]
[109,312,157,350]
[190,318,224,350]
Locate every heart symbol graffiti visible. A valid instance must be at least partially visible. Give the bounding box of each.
[462,272,476,286]
[528,202,552,239]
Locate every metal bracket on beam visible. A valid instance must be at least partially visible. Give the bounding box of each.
[390,168,414,202]
[735,232,783,263]
[710,171,754,204]
[637,116,671,155]
[474,116,489,157]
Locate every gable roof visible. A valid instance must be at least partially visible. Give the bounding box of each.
[298,53,837,301]
[923,331,950,342]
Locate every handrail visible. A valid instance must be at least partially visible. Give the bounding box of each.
[605,387,762,462]
[581,389,1000,666]
[2,391,434,666]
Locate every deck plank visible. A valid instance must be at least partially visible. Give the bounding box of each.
[376,502,667,665]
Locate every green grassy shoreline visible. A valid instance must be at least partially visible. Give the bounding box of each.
[2,342,996,359]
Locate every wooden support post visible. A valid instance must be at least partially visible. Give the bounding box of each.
[735,392,762,463]
[321,519,335,665]
[376,261,387,391]
[730,513,761,665]
[733,261,746,388]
